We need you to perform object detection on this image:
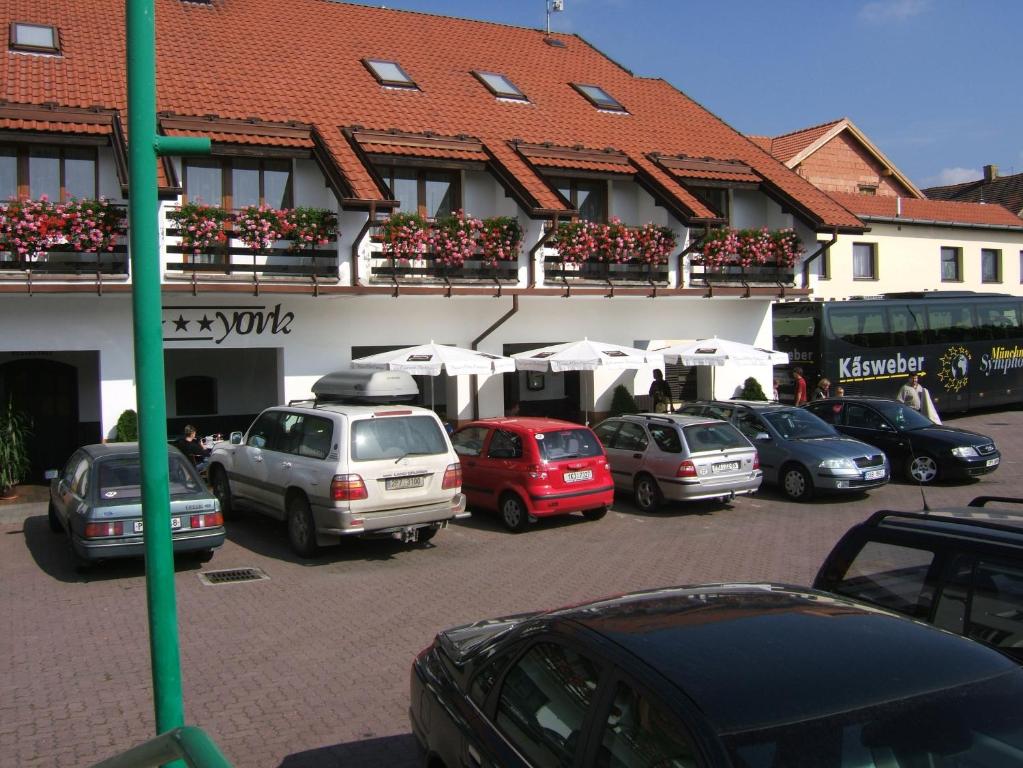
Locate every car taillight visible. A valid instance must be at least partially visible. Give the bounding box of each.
[190,512,223,529]
[527,464,548,480]
[442,463,462,489]
[752,454,760,470]
[676,460,698,478]
[332,474,368,501]
[84,521,123,538]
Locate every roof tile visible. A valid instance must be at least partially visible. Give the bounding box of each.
[829,191,1023,229]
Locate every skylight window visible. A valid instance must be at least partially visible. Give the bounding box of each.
[472,71,527,101]
[571,83,626,113]
[10,22,60,54]
[363,59,417,89]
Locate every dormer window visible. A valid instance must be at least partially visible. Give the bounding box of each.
[472,71,527,101]
[571,83,625,113]
[363,59,418,89]
[10,22,60,54]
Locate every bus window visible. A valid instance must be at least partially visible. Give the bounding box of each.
[927,304,976,344]
[976,301,1022,341]
[888,304,926,346]
[773,314,816,340]
[828,306,889,348]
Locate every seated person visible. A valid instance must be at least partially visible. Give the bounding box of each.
[174,424,211,471]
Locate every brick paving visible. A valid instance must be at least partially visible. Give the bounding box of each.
[2,408,1022,767]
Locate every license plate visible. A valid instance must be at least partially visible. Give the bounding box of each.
[864,469,885,480]
[564,470,592,483]
[133,517,183,534]
[712,461,740,474]
[986,457,1000,467]
[385,475,425,490]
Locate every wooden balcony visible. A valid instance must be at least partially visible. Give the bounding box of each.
[368,251,519,286]
[543,257,669,286]
[689,263,794,287]
[165,232,338,281]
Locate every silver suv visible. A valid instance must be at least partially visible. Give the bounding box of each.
[593,413,762,512]
[209,378,467,557]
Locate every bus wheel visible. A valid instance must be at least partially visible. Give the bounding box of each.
[906,454,939,484]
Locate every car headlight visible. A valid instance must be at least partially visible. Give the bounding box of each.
[951,446,979,458]
[819,458,856,470]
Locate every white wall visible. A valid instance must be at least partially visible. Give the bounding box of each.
[808,222,1023,300]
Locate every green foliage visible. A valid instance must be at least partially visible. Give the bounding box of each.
[0,398,32,491]
[609,385,640,416]
[740,377,768,401]
[115,409,138,442]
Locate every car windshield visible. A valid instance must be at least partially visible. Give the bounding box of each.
[762,408,837,440]
[96,454,204,504]
[682,422,749,452]
[351,415,447,461]
[870,400,935,430]
[723,670,1023,767]
[536,429,602,461]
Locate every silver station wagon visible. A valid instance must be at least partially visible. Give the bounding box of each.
[47,443,225,568]
[593,413,762,512]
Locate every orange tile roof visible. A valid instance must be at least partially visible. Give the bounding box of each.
[763,119,845,164]
[0,118,111,134]
[524,154,635,174]
[357,142,489,162]
[829,191,1023,229]
[163,127,313,148]
[0,0,863,230]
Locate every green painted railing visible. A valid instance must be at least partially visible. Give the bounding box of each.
[88,726,232,768]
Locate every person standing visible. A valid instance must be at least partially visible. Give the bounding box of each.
[833,385,845,397]
[792,367,807,406]
[812,377,831,401]
[649,369,674,413]
[897,373,924,411]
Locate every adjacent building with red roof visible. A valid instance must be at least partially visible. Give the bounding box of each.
[0,0,872,468]
[753,118,1023,300]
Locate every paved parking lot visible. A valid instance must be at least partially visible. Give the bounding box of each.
[2,408,1022,767]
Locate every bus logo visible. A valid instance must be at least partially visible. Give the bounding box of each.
[937,346,970,393]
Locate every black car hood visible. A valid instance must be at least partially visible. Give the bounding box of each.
[906,424,993,447]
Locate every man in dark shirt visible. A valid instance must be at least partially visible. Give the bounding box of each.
[175,424,210,471]
[648,369,674,413]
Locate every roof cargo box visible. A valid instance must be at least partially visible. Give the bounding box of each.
[311,369,419,404]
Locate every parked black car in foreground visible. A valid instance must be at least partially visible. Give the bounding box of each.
[410,584,1023,767]
[804,396,1000,483]
[815,495,1023,663]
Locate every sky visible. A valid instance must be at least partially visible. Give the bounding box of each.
[353,0,1022,188]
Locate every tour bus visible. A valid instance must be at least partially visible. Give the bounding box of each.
[772,292,1023,413]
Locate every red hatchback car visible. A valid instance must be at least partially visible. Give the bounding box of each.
[450,417,614,532]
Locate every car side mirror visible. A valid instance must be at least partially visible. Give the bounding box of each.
[230,431,243,445]
[44,469,58,481]
[755,432,771,442]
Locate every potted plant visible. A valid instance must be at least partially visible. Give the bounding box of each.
[167,201,232,259]
[0,398,31,498]
[0,196,62,260]
[283,207,336,252]
[379,211,428,260]
[428,211,479,268]
[115,409,138,442]
[60,198,123,253]
[478,215,522,267]
[236,205,286,252]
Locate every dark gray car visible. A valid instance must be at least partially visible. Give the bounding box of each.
[47,443,225,567]
[678,401,890,502]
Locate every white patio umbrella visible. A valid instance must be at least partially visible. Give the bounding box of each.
[351,341,515,408]
[655,337,788,399]
[512,338,664,423]
[655,337,789,366]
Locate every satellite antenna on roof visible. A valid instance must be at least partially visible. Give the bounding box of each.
[546,0,564,36]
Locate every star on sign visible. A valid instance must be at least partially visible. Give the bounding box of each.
[173,314,189,332]
[198,315,214,332]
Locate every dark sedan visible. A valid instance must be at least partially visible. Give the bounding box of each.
[805,397,1000,483]
[47,443,225,567]
[410,584,1023,768]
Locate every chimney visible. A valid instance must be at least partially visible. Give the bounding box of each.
[984,164,999,182]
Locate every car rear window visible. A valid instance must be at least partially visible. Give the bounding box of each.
[536,428,602,461]
[351,415,447,461]
[831,541,935,616]
[682,422,749,452]
[96,454,204,504]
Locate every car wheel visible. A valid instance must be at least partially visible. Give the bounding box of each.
[193,548,215,564]
[582,506,608,521]
[499,493,529,533]
[47,500,62,533]
[209,466,235,519]
[781,464,814,502]
[633,474,663,513]
[287,494,319,557]
[905,454,939,484]
[417,524,440,544]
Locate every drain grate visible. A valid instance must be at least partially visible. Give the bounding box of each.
[199,567,269,586]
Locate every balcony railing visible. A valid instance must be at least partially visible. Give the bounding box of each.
[165,227,338,281]
[543,256,669,285]
[0,203,129,277]
[367,249,518,286]
[689,263,795,286]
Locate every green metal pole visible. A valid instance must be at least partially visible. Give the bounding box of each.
[125,0,209,738]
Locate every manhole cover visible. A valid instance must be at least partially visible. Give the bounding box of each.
[199,567,269,586]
